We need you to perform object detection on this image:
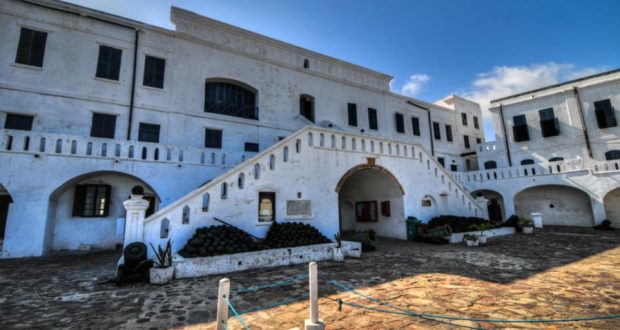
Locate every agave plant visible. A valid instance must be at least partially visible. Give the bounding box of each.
[150,239,173,268]
[333,233,342,248]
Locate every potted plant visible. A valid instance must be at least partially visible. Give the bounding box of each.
[333,233,345,261]
[468,222,493,244]
[149,239,174,285]
[463,234,479,247]
[519,218,534,234]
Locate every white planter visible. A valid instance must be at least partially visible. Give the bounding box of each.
[333,247,345,261]
[150,266,174,285]
[523,227,534,234]
[346,248,361,258]
[465,239,479,247]
[477,235,487,244]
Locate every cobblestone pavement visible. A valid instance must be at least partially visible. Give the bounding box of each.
[1,227,619,329]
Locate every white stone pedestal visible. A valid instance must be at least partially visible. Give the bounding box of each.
[122,194,150,247]
[474,196,490,220]
[531,212,543,228]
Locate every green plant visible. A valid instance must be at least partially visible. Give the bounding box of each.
[518,217,533,227]
[150,239,173,268]
[463,234,478,242]
[334,233,342,248]
[468,222,493,232]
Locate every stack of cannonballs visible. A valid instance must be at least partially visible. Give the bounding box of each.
[178,225,264,258]
[263,222,331,248]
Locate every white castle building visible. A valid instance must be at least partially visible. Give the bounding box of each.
[0,0,617,259]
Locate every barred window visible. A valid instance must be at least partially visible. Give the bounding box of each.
[72,184,111,217]
[205,81,258,120]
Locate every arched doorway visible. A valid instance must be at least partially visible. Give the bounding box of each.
[603,187,620,227]
[46,171,160,253]
[471,189,505,223]
[514,185,593,226]
[336,165,405,239]
[0,184,13,251]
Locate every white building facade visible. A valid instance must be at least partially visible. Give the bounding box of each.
[0,0,485,258]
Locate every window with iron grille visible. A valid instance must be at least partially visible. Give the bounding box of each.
[368,108,378,130]
[395,113,404,133]
[4,113,33,131]
[205,82,258,120]
[605,150,620,161]
[461,113,468,126]
[445,125,453,142]
[433,122,441,140]
[72,184,111,217]
[512,114,529,142]
[90,113,116,139]
[204,128,222,149]
[474,116,480,129]
[15,28,47,67]
[411,117,420,136]
[539,108,560,137]
[347,103,358,126]
[300,95,315,123]
[143,55,165,89]
[464,135,470,148]
[244,142,259,152]
[96,45,122,80]
[594,99,617,129]
[138,123,160,143]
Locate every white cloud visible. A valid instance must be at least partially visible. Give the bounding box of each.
[400,74,430,97]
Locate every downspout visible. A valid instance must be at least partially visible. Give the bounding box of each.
[127,29,140,140]
[573,87,593,158]
[498,104,512,167]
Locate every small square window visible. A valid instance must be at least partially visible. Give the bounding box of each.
[90,113,116,139]
[143,55,166,88]
[4,113,33,131]
[244,142,259,152]
[205,128,222,149]
[15,28,47,67]
[138,123,160,143]
[96,45,122,80]
[347,103,358,127]
[395,113,404,133]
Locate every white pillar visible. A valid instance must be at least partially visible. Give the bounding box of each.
[122,193,150,247]
[591,198,606,226]
[475,197,489,220]
[305,262,325,330]
[216,278,230,330]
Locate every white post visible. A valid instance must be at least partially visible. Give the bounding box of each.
[305,262,325,330]
[531,212,543,228]
[474,196,490,220]
[122,193,150,248]
[216,278,230,330]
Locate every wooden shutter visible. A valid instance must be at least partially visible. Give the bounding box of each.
[72,185,86,216]
[101,185,111,217]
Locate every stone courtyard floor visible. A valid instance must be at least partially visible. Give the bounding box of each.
[1,227,619,329]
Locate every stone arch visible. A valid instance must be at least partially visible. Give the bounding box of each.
[471,189,506,222]
[513,184,593,227]
[335,164,405,195]
[603,187,620,227]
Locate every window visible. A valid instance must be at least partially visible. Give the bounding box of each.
[594,99,617,129]
[520,159,534,165]
[368,108,378,130]
[303,59,309,69]
[395,113,405,133]
[15,28,47,67]
[355,201,378,222]
[244,142,259,152]
[437,157,445,167]
[205,81,257,120]
[549,157,564,162]
[539,108,560,137]
[143,55,165,88]
[221,182,228,199]
[4,113,33,131]
[72,184,111,217]
[258,192,276,222]
[445,125,453,142]
[512,114,530,142]
[381,201,391,217]
[432,122,441,140]
[300,95,315,123]
[411,117,420,136]
[484,161,497,169]
[450,164,458,172]
[90,113,116,139]
[202,193,210,212]
[476,138,482,144]
[205,128,222,149]
[138,123,160,143]
[461,113,468,126]
[605,150,620,160]
[473,116,480,129]
[347,103,357,126]
[464,135,470,149]
[96,45,122,80]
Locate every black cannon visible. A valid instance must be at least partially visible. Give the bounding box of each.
[116,242,152,284]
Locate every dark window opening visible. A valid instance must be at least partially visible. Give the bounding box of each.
[355,201,378,222]
[437,157,445,167]
[461,113,468,126]
[539,108,560,137]
[244,142,259,152]
[90,113,116,139]
[464,135,470,149]
[512,114,530,142]
[549,157,564,162]
[347,103,358,127]
[445,125,453,142]
[520,159,535,165]
[368,108,378,130]
[476,138,482,144]
[72,184,111,217]
[473,116,480,129]
[594,99,617,129]
[484,161,497,169]
[411,117,420,136]
[138,123,160,143]
[4,113,33,131]
[432,122,441,140]
[205,81,258,120]
[450,164,458,172]
[96,45,122,80]
[303,59,309,69]
[15,28,47,67]
[300,95,315,123]
[205,128,222,149]
[381,201,391,217]
[605,150,620,160]
[143,55,165,89]
[395,113,404,133]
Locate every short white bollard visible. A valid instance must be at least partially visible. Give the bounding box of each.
[216,278,230,330]
[531,212,543,228]
[304,262,325,330]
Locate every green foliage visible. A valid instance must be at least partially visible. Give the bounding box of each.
[463,234,478,241]
[518,217,533,227]
[468,222,494,232]
[150,239,172,268]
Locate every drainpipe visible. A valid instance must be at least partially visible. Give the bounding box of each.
[498,104,512,167]
[573,87,593,158]
[406,101,434,156]
[127,29,140,140]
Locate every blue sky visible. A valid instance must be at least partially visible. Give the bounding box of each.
[64,0,620,140]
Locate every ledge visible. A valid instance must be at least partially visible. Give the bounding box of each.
[447,227,515,244]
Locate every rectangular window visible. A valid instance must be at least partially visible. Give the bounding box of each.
[539,108,560,137]
[437,157,445,167]
[381,201,391,217]
[512,114,530,142]
[355,201,378,222]
[464,135,470,148]
[205,128,222,149]
[347,103,357,127]
[244,142,259,152]
[433,122,441,140]
[90,113,116,139]
[594,99,617,129]
[138,123,160,143]
[15,28,47,67]
[96,45,122,80]
[4,113,33,131]
[445,125,453,142]
[258,192,276,223]
[474,116,480,129]
[450,164,458,172]
[143,55,165,89]
[395,113,404,133]
[72,184,111,217]
[476,137,482,144]
[411,117,420,136]
[461,113,468,126]
[368,108,378,130]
